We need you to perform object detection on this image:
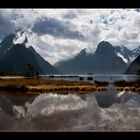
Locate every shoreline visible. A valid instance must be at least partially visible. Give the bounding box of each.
[0,77,139,94]
[0,78,108,94]
[26,85,108,93]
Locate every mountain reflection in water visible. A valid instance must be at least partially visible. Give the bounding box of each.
[0,90,140,131]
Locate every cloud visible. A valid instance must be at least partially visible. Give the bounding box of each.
[135,9,140,12]
[0,9,38,40]
[123,32,138,40]
[63,11,77,19]
[27,33,87,64]
[1,9,140,64]
[0,12,15,39]
[31,17,84,40]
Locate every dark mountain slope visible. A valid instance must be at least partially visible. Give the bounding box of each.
[55,41,127,74]
[0,33,16,57]
[0,44,43,74]
[125,55,140,74]
[28,46,60,74]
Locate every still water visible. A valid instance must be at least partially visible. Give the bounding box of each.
[0,89,140,131]
[42,75,140,82]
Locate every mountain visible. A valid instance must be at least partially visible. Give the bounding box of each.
[28,46,60,74]
[0,44,44,74]
[114,45,140,64]
[95,41,115,56]
[0,34,60,75]
[0,33,16,57]
[55,41,127,74]
[125,55,140,74]
[55,48,94,74]
[131,46,140,58]
[92,41,127,74]
[114,45,132,64]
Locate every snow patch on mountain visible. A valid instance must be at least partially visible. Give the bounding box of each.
[13,31,30,47]
[116,52,129,63]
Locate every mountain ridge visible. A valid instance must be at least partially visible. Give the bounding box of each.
[55,41,128,74]
[125,54,140,74]
[1,33,140,75]
[0,33,60,75]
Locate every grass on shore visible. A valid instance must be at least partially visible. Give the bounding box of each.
[0,78,108,93]
[113,80,140,93]
[113,80,140,87]
[0,78,140,94]
[27,85,107,93]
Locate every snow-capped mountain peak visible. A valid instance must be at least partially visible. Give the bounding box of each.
[132,46,140,57]
[114,45,140,64]
[116,52,129,63]
[13,31,28,46]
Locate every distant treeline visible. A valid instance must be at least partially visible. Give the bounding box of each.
[0,70,24,76]
[0,64,39,77]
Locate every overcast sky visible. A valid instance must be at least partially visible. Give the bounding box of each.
[0,9,140,64]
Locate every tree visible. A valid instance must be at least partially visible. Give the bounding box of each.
[27,64,35,77]
[26,64,39,78]
[137,69,140,75]
[35,71,39,78]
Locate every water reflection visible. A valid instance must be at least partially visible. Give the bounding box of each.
[94,90,135,108]
[46,75,140,82]
[0,91,36,117]
[0,90,140,131]
[95,92,115,108]
[92,75,140,82]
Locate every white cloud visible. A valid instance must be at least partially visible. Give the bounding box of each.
[0,9,140,64]
[27,33,87,64]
